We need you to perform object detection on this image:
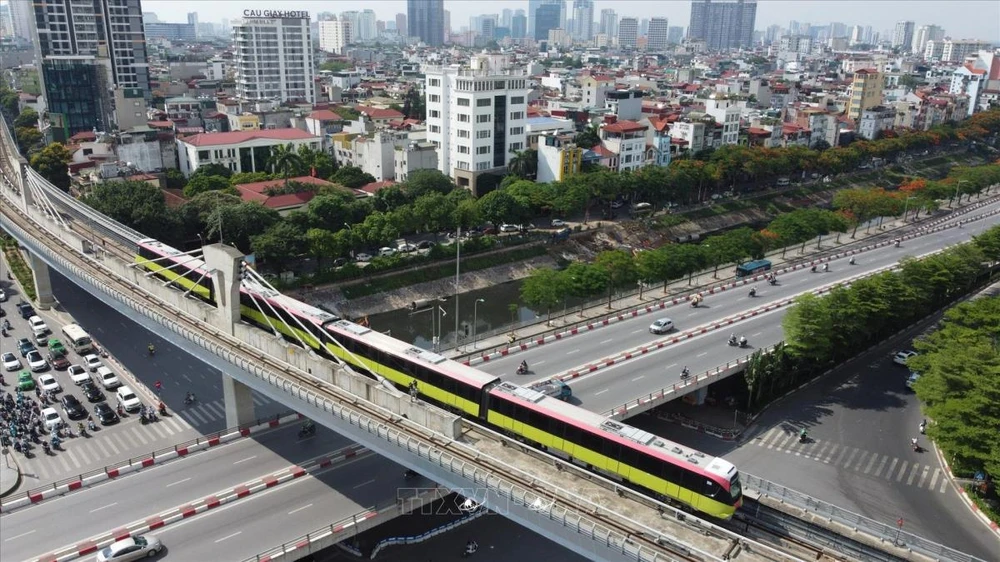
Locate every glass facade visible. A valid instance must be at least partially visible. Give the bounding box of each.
[42,60,113,140]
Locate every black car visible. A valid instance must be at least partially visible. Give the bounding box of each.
[94,402,119,425]
[61,394,88,420]
[81,382,105,402]
[417,240,436,250]
[17,338,36,357]
[17,302,35,319]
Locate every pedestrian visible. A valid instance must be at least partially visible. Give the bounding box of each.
[154,380,162,393]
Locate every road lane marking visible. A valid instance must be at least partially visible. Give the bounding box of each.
[353,479,376,489]
[665,363,677,369]
[534,360,546,366]
[843,448,859,469]
[696,352,707,357]
[756,427,776,444]
[918,466,930,488]
[874,456,888,477]
[631,375,644,381]
[594,389,609,395]
[90,502,117,513]
[895,461,909,482]
[288,503,313,515]
[929,468,940,491]
[4,530,35,542]
[885,459,898,480]
[565,349,580,355]
[906,464,920,485]
[751,332,762,337]
[94,438,112,458]
[56,451,71,473]
[233,455,257,465]
[131,427,149,446]
[165,477,191,488]
[182,374,191,382]
[939,474,948,493]
[814,441,831,461]
[774,434,793,451]
[631,329,644,334]
[853,451,868,471]
[600,339,613,344]
[75,445,92,465]
[863,453,878,474]
[833,446,848,466]
[215,531,242,543]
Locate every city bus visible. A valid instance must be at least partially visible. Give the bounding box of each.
[60,323,94,354]
[735,259,772,278]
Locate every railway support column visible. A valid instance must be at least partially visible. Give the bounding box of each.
[202,243,256,426]
[29,252,56,310]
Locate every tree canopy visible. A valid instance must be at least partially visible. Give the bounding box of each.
[29,143,72,192]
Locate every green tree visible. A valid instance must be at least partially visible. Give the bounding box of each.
[13,108,38,128]
[251,222,307,271]
[228,171,273,186]
[782,293,835,365]
[476,189,528,230]
[183,174,231,198]
[270,143,305,180]
[573,125,601,149]
[0,90,19,116]
[305,228,342,272]
[29,143,72,191]
[520,268,568,319]
[296,144,335,179]
[402,169,454,198]
[190,162,233,179]
[206,202,281,252]
[507,149,538,179]
[329,165,375,189]
[453,198,482,229]
[83,180,181,242]
[14,127,43,154]
[594,250,639,307]
[164,168,188,189]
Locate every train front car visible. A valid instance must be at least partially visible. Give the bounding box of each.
[486,382,739,519]
[134,239,215,303]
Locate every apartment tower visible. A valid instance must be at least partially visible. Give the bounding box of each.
[233,11,315,104]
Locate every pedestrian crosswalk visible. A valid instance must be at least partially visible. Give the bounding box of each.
[173,394,273,428]
[751,427,950,494]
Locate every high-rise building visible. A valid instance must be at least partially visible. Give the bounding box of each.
[845,68,884,120]
[571,0,593,41]
[395,13,407,37]
[599,9,617,37]
[647,17,669,51]
[187,11,198,38]
[481,16,496,41]
[145,22,197,41]
[444,10,450,38]
[667,26,684,45]
[424,55,530,194]
[511,13,527,39]
[8,0,33,42]
[892,20,915,51]
[32,0,151,138]
[617,17,638,49]
[639,18,649,37]
[407,0,444,46]
[913,24,944,55]
[0,4,13,41]
[501,8,512,28]
[342,9,377,42]
[849,25,864,46]
[688,0,757,51]
[319,18,352,54]
[234,11,315,104]
[534,3,561,41]
[940,39,992,62]
[528,0,561,39]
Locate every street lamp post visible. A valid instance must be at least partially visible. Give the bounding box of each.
[343,223,355,259]
[473,298,485,349]
[953,180,968,207]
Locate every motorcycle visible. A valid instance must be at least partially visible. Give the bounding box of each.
[748,288,756,298]
[51,436,61,449]
[404,469,418,481]
[88,420,97,432]
[41,441,51,455]
[184,394,196,406]
[516,364,529,375]
[799,430,809,443]
[810,265,817,272]
[298,423,316,438]
[895,240,901,248]
[849,257,856,265]
[158,403,167,416]
[727,337,739,347]
[919,421,926,434]
[768,278,777,286]
[463,542,479,558]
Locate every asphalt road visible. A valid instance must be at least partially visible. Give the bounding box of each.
[1,423,356,561]
[478,201,1000,412]
[630,321,1000,561]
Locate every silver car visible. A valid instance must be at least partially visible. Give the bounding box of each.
[96,535,162,562]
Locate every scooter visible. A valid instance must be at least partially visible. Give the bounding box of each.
[184,394,196,406]
[748,288,756,298]
[463,542,479,558]
[298,424,316,438]
[516,365,529,375]
[727,337,739,347]
[404,469,418,481]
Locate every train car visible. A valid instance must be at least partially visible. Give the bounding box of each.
[135,239,215,303]
[485,382,741,518]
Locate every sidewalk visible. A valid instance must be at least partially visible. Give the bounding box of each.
[0,451,22,497]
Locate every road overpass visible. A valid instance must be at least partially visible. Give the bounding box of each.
[469,199,1000,416]
[0,120,806,562]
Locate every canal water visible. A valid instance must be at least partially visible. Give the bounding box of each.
[365,279,586,351]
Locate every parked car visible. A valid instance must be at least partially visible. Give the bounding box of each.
[2,352,21,372]
[48,338,67,356]
[378,247,397,257]
[38,373,61,393]
[83,354,103,372]
[61,394,87,420]
[96,366,121,390]
[906,371,922,389]
[96,534,162,562]
[610,200,624,209]
[893,350,918,366]
[331,257,349,268]
[0,287,6,302]
[41,407,63,432]
[68,364,90,385]
[648,318,675,334]
[81,381,106,403]
[499,224,520,233]
[355,252,372,262]
[16,371,35,391]
[16,302,35,319]
[26,350,48,372]
[550,219,566,228]
[417,240,436,250]
[93,402,118,425]
[33,331,49,346]
[397,243,418,253]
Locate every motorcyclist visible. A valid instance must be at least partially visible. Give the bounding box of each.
[185,391,196,404]
[518,360,528,373]
[728,333,737,346]
[799,428,808,441]
[465,540,479,555]
[849,256,856,265]
[77,422,85,435]
[811,265,817,272]
[680,366,690,378]
[749,286,757,297]
[147,343,156,356]
[739,335,747,347]
[822,263,829,272]
[919,419,926,434]
[895,239,901,247]
[911,437,919,450]
[158,401,166,414]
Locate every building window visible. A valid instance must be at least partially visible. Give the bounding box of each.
[476,161,491,171]
[476,130,491,139]
[476,98,491,107]
[510,126,524,135]
[429,78,440,87]
[510,111,524,120]
[494,80,505,89]
[429,125,440,133]
[198,150,210,161]
[429,94,440,102]
[476,114,491,123]
[458,114,470,123]
[458,145,470,154]
[509,142,523,151]
[476,146,491,154]
[458,130,470,138]
[429,110,440,118]
[457,98,471,107]
[511,96,525,104]
[457,161,470,170]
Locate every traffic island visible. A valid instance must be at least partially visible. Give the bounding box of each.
[0,450,23,498]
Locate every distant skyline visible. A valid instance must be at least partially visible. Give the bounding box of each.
[142,0,1000,41]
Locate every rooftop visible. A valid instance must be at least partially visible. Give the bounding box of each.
[179,129,318,147]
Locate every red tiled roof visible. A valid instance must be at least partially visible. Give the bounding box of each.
[646,116,671,133]
[234,175,334,209]
[308,109,343,121]
[747,127,771,136]
[963,64,987,76]
[179,129,317,147]
[591,144,616,157]
[603,120,647,134]
[70,131,97,142]
[359,180,396,194]
[355,105,404,120]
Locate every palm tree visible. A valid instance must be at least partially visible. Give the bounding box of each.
[507,149,538,179]
[270,143,304,183]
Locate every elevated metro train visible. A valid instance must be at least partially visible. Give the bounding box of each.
[136,239,742,518]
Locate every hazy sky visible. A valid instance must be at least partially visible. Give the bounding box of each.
[143,0,1000,41]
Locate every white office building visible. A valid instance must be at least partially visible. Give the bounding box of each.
[233,12,315,104]
[618,17,638,49]
[425,55,530,194]
[647,17,669,51]
[319,18,352,54]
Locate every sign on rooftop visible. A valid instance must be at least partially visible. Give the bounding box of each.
[243,9,309,19]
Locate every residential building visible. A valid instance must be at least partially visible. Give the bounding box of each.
[113,88,148,131]
[302,109,344,143]
[617,17,638,49]
[528,0,562,39]
[572,0,594,41]
[605,89,643,121]
[537,133,582,182]
[319,18,352,54]
[408,0,444,46]
[144,22,197,41]
[425,55,530,193]
[923,40,944,61]
[913,25,944,55]
[535,3,561,41]
[667,26,684,45]
[7,0,33,43]
[233,12,315,104]
[525,116,575,148]
[394,141,439,182]
[795,108,840,148]
[599,9,617,37]
[703,95,740,145]
[596,120,647,173]
[176,129,321,177]
[641,115,672,167]
[396,13,407,37]
[234,175,338,216]
[892,21,915,51]
[940,39,993,63]
[857,106,896,140]
[548,27,571,49]
[580,75,615,108]
[647,18,669,51]
[950,51,1000,116]
[669,120,707,154]
[688,0,757,51]
[341,10,377,42]
[845,69,884,120]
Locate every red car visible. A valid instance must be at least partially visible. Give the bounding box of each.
[49,353,71,370]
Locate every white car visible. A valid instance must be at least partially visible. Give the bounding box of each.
[2,352,21,372]
[550,219,566,227]
[96,366,121,390]
[38,374,61,393]
[116,386,142,413]
[26,350,48,372]
[499,224,520,233]
[378,247,397,257]
[893,350,918,366]
[83,354,103,372]
[41,407,63,432]
[28,315,49,335]
[355,252,372,262]
[648,318,675,334]
[906,372,922,389]
[68,364,90,385]
[397,243,418,253]
[96,534,163,562]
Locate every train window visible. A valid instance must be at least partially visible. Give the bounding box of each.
[602,440,622,461]
[702,479,721,498]
[562,424,582,446]
[581,430,604,453]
